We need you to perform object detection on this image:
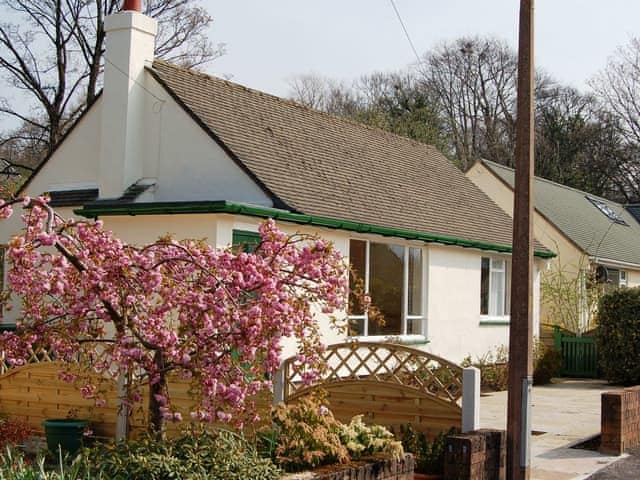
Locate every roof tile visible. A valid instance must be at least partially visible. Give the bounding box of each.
[150,61,539,251]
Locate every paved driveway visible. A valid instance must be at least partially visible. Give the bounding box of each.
[480,379,624,480]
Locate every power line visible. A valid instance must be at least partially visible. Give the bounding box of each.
[104,56,166,104]
[388,0,424,66]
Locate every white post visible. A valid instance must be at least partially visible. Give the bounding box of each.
[115,374,129,440]
[462,366,481,433]
[273,366,285,404]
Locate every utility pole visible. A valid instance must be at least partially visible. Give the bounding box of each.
[507,1,535,479]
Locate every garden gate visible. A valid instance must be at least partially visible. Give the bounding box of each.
[281,342,463,437]
[553,326,599,378]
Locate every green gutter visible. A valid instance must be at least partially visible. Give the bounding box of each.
[74,201,555,258]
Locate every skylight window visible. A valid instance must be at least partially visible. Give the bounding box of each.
[586,196,628,226]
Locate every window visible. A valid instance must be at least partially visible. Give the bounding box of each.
[586,196,628,226]
[480,257,510,317]
[603,267,627,291]
[232,230,261,253]
[348,239,424,336]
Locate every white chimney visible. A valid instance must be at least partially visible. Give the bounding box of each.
[98,2,157,199]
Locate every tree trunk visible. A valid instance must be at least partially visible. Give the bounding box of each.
[148,350,167,440]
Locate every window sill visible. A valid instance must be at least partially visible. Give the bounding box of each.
[346,334,429,346]
[479,316,510,326]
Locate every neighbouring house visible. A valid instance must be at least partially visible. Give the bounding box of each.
[0,5,553,363]
[466,159,640,333]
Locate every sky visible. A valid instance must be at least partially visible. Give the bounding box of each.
[203,0,640,97]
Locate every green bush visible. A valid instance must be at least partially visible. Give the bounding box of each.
[397,425,455,474]
[533,345,562,385]
[597,287,640,385]
[0,447,94,480]
[83,425,280,480]
[461,345,509,392]
[338,415,403,460]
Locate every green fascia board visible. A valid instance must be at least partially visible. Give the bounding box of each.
[74,201,555,258]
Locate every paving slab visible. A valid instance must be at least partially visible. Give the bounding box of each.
[480,379,624,480]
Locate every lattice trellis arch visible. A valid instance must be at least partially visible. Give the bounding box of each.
[282,342,463,436]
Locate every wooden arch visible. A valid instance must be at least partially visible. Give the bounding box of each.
[282,342,463,436]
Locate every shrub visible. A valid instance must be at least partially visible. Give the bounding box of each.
[533,344,562,385]
[265,397,349,472]
[597,287,640,385]
[261,397,404,472]
[0,447,94,480]
[82,425,280,480]
[338,415,403,460]
[0,415,32,448]
[397,425,455,474]
[461,345,509,392]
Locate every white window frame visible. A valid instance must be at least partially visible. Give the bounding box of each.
[348,239,427,340]
[480,255,511,322]
[619,270,627,287]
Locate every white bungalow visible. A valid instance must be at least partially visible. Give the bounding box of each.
[0,4,552,363]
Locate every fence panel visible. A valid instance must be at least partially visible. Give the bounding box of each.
[553,326,599,378]
[283,342,463,438]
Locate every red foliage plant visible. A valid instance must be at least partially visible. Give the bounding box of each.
[0,416,32,447]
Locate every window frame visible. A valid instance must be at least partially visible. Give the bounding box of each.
[231,229,261,253]
[605,267,627,289]
[348,238,427,339]
[480,254,511,323]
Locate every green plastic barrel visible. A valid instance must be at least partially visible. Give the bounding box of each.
[42,419,89,454]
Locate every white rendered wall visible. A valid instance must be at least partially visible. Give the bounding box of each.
[140,75,272,205]
[427,246,509,363]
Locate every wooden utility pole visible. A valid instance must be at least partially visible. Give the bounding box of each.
[507,1,535,479]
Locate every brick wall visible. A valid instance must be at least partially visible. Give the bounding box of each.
[444,429,506,480]
[601,386,640,455]
[284,454,414,480]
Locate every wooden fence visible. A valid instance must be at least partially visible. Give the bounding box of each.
[553,326,599,378]
[0,345,272,438]
[1,342,463,440]
[283,342,463,438]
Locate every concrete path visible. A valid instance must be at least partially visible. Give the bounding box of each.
[480,379,625,480]
[584,448,640,479]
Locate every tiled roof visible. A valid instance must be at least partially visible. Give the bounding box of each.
[86,181,154,207]
[482,159,640,266]
[49,188,99,207]
[149,61,545,252]
[626,204,640,225]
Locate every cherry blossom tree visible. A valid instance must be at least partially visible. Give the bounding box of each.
[0,197,348,438]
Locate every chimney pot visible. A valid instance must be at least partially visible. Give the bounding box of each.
[123,0,142,12]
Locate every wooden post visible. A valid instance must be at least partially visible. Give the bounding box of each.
[507,1,535,479]
[273,365,285,404]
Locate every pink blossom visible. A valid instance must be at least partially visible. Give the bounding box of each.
[0,196,348,431]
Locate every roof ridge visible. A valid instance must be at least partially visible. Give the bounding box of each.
[150,60,440,153]
[481,159,625,208]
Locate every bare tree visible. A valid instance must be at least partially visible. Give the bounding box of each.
[535,85,632,200]
[288,73,359,116]
[590,37,640,146]
[289,71,447,152]
[589,37,640,201]
[418,36,519,170]
[0,0,224,158]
